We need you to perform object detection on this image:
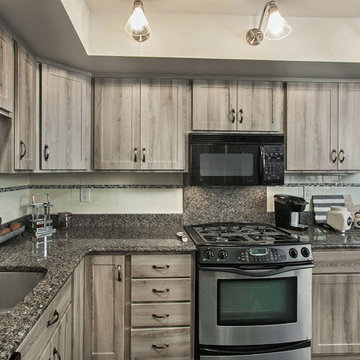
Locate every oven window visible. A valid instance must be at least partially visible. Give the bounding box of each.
[217,278,297,326]
[200,153,254,177]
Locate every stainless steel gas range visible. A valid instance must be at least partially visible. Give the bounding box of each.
[185,223,314,360]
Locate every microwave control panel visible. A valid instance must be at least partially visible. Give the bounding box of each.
[262,145,284,185]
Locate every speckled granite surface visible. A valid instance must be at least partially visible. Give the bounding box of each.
[290,225,360,249]
[183,186,274,225]
[0,226,195,360]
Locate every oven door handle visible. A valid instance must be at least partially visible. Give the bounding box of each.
[200,264,313,277]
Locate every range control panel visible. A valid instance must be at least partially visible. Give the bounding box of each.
[262,145,284,185]
[198,244,312,265]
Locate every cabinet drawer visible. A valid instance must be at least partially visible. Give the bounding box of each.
[131,303,191,327]
[17,278,71,359]
[131,327,190,359]
[132,278,191,302]
[131,254,191,278]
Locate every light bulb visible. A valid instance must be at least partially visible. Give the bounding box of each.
[264,6,292,40]
[125,1,151,42]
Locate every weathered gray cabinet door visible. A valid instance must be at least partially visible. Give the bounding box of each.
[50,304,72,360]
[84,255,125,360]
[313,273,360,355]
[286,82,338,171]
[312,250,360,356]
[14,42,36,170]
[338,83,360,171]
[41,64,91,170]
[237,81,283,132]
[141,79,190,170]
[0,22,14,116]
[94,78,141,170]
[192,80,237,131]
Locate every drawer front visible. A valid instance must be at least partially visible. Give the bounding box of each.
[131,254,191,278]
[131,327,190,359]
[131,303,191,327]
[132,278,191,302]
[17,278,71,359]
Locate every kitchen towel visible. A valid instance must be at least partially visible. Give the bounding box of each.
[312,195,345,224]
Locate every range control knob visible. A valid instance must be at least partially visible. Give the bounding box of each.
[204,250,215,260]
[289,248,298,258]
[218,250,228,260]
[301,247,310,258]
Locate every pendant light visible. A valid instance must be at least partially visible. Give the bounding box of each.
[125,0,151,42]
[246,1,292,45]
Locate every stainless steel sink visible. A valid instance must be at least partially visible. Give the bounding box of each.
[0,271,46,313]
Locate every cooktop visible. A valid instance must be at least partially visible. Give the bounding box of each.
[185,222,313,265]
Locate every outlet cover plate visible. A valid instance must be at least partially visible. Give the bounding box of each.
[80,188,90,202]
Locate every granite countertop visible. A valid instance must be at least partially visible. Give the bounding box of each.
[289,224,360,249]
[0,226,196,360]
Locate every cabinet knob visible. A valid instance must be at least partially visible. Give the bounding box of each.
[142,148,146,163]
[44,145,49,161]
[239,109,244,124]
[152,313,170,319]
[152,343,169,350]
[47,310,59,327]
[20,141,27,160]
[152,265,170,270]
[117,265,122,282]
[231,108,235,123]
[338,149,345,163]
[152,288,170,294]
[53,347,61,360]
[330,149,337,163]
[134,147,138,162]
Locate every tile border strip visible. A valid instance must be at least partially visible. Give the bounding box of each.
[0,184,183,193]
[1,183,360,193]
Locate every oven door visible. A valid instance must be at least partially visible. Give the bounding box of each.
[198,265,312,346]
[190,144,260,185]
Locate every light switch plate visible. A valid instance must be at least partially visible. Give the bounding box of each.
[80,188,90,202]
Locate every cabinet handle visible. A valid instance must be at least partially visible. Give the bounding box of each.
[53,347,61,360]
[117,265,122,282]
[338,149,345,163]
[152,313,170,319]
[47,310,59,327]
[44,145,49,161]
[152,288,170,294]
[231,108,235,123]
[239,109,244,123]
[152,265,170,270]
[152,343,169,350]
[134,147,138,162]
[20,141,27,160]
[142,148,146,162]
[330,149,337,163]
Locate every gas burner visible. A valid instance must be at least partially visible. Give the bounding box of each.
[191,222,298,245]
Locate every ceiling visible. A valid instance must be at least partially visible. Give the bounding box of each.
[0,0,360,78]
[85,0,360,18]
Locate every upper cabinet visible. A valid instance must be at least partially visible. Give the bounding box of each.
[287,82,360,172]
[41,64,91,170]
[14,42,37,170]
[0,22,14,117]
[94,78,190,171]
[192,80,284,132]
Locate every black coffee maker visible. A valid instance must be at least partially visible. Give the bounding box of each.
[274,194,308,231]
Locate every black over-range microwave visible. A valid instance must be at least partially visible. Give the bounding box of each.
[188,133,285,186]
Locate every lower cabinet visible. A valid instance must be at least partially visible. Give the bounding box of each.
[16,278,72,360]
[312,250,360,360]
[84,255,126,360]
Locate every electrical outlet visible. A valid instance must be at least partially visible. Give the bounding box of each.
[303,186,312,202]
[80,188,90,202]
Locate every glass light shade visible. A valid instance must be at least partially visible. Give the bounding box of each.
[125,1,151,42]
[264,7,292,40]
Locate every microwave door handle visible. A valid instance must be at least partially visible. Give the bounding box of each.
[260,146,265,179]
[200,265,313,277]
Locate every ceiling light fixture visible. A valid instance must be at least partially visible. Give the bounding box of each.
[125,0,151,42]
[246,1,292,45]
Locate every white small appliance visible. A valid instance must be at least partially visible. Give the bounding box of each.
[326,206,353,232]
